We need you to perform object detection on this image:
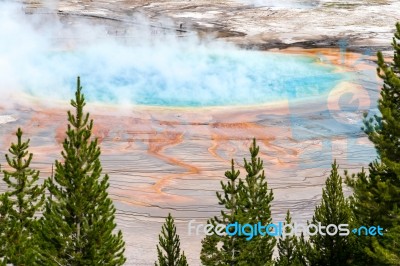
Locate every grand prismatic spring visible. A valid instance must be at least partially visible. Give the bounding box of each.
[1,0,399,264]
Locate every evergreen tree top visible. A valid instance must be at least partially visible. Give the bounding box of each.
[275,210,301,266]
[238,138,274,224]
[40,77,126,265]
[0,127,45,265]
[347,23,400,265]
[5,128,30,163]
[156,213,188,266]
[310,160,355,266]
[313,160,350,225]
[364,22,400,165]
[215,159,240,225]
[201,138,275,265]
[2,127,44,222]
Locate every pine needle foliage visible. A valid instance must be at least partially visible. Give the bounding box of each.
[236,139,275,265]
[275,210,303,266]
[346,22,400,265]
[201,139,275,265]
[309,161,355,266]
[201,159,242,266]
[155,213,188,266]
[0,128,45,265]
[39,77,126,265]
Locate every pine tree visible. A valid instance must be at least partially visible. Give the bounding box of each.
[39,77,126,265]
[0,191,11,259]
[201,159,242,265]
[366,224,400,265]
[295,233,312,266]
[201,139,275,265]
[309,161,355,266]
[346,22,400,265]
[347,161,400,265]
[364,22,400,167]
[200,230,223,265]
[0,128,45,265]
[236,138,275,265]
[155,213,188,266]
[346,158,400,266]
[275,210,302,266]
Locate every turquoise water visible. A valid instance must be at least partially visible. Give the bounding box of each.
[1,1,346,108]
[23,46,347,107]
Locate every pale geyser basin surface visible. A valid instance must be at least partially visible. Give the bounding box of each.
[0,48,378,266]
[0,0,390,264]
[0,2,380,264]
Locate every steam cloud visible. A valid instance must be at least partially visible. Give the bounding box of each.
[0,1,344,107]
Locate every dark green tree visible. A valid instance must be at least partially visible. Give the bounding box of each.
[275,210,302,266]
[366,224,400,264]
[236,138,275,265]
[295,233,312,266]
[201,159,242,265]
[201,139,276,265]
[364,22,400,166]
[309,161,355,266]
[200,230,223,265]
[155,213,188,266]
[39,77,126,265]
[0,128,45,265]
[346,22,400,265]
[0,190,11,259]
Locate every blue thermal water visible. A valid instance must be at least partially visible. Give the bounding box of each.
[21,45,347,107]
[0,1,347,107]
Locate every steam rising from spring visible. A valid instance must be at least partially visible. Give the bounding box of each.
[0,2,345,107]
